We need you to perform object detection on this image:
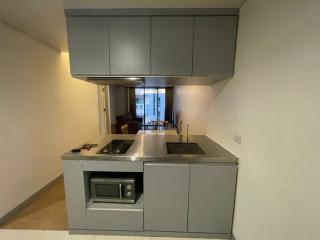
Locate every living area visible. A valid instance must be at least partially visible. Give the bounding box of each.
[109,86,176,134]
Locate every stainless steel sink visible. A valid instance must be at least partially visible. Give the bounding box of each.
[166,142,205,155]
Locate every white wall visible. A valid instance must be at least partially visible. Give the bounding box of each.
[173,86,213,135]
[0,22,99,218]
[174,0,320,239]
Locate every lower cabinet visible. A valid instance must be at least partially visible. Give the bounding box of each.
[63,160,237,234]
[144,163,190,232]
[144,162,237,234]
[188,164,237,233]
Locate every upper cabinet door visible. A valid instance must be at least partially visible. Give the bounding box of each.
[151,17,193,76]
[109,17,150,75]
[188,164,237,234]
[66,17,110,75]
[193,16,238,76]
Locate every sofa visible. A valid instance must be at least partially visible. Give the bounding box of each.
[115,112,142,134]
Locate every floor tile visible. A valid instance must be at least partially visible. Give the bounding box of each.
[0,229,42,240]
[66,233,96,240]
[151,238,214,240]
[36,230,68,240]
[0,230,222,240]
[95,235,151,240]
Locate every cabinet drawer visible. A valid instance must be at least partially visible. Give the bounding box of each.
[83,160,143,172]
[86,208,143,231]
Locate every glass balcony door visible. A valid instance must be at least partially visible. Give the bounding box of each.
[135,88,166,126]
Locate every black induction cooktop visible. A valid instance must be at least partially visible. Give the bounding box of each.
[96,139,134,154]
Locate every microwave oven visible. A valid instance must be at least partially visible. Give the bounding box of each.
[90,173,141,204]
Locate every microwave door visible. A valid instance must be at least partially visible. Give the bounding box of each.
[93,183,121,202]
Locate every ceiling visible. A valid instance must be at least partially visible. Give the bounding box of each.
[0,0,67,51]
[0,0,246,52]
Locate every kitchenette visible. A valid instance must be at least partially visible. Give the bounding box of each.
[1,0,318,240]
[62,6,239,240]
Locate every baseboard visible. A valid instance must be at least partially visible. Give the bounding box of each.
[70,229,234,239]
[0,174,63,226]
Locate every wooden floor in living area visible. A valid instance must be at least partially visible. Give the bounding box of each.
[1,176,68,230]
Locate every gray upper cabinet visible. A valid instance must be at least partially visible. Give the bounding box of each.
[66,12,239,80]
[109,17,150,75]
[151,17,193,75]
[66,17,110,75]
[193,16,238,76]
[188,164,237,234]
[144,163,189,232]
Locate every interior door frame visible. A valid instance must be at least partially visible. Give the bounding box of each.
[97,85,111,134]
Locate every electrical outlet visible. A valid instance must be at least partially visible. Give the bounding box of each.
[233,135,242,144]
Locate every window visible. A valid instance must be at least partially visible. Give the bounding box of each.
[135,88,166,125]
[135,88,145,119]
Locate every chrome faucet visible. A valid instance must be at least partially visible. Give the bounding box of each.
[178,120,183,143]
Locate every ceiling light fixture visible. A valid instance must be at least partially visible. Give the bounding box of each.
[127,77,141,81]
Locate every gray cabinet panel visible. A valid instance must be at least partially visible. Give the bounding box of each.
[83,160,143,172]
[193,16,238,76]
[87,208,143,231]
[66,17,109,75]
[144,163,189,232]
[151,17,193,75]
[109,17,150,75]
[63,160,87,229]
[188,164,237,233]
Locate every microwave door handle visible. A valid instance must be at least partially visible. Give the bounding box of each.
[119,184,122,200]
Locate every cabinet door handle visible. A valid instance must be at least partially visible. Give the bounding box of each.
[119,184,122,200]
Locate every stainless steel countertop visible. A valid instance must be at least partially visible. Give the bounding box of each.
[61,134,238,164]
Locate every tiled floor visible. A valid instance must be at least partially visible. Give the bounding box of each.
[0,230,221,240]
